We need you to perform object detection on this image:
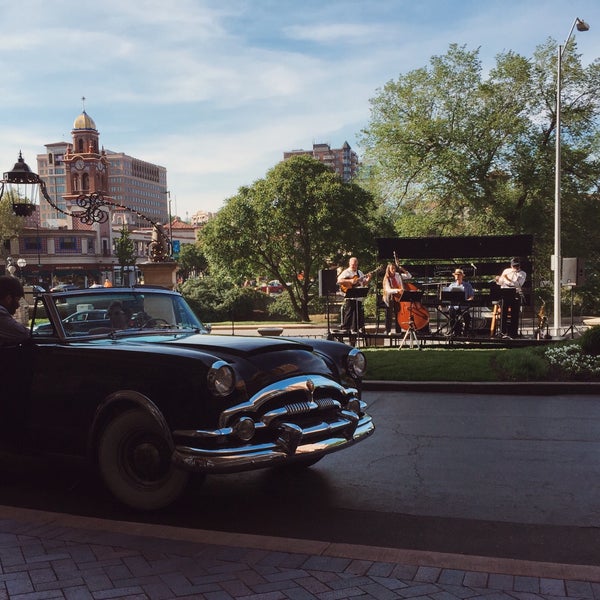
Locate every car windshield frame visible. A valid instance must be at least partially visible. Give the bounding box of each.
[32,287,208,340]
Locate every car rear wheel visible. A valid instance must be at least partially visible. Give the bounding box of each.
[97,409,189,510]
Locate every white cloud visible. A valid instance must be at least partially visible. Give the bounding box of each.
[1,0,599,218]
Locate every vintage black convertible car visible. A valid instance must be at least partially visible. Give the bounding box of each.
[1,286,374,510]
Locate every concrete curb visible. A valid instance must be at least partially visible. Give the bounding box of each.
[363,380,600,394]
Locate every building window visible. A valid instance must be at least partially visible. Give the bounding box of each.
[23,237,42,251]
[58,237,77,251]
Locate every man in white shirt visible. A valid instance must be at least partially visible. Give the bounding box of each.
[496,258,527,338]
[0,276,31,345]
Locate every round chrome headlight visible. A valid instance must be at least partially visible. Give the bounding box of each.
[207,360,235,397]
[347,348,367,378]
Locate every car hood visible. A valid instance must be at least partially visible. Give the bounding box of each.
[165,333,314,356]
[161,333,337,395]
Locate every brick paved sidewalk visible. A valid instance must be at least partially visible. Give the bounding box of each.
[0,506,598,600]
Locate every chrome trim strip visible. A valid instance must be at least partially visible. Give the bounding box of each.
[172,415,374,473]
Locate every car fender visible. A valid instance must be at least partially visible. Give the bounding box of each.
[88,389,173,462]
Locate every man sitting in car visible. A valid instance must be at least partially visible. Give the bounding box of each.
[107,301,130,330]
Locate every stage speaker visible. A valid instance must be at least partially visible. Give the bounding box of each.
[562,257,585,286]
[318,269,338,296]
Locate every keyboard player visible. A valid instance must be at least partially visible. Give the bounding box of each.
[447,268,475,335]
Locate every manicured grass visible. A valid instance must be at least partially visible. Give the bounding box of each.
[363,348,503,381]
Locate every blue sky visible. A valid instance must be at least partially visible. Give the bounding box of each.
[1,0,599,219]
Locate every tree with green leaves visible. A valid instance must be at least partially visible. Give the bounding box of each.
[201,155,383,321]
[0,191,26,260]
[113,226,137,286]
[177,243,208,281]
[360,41,600,309]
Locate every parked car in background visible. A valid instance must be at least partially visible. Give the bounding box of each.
[50,283,81,292]
[1,286,374,510]
[259,280,284,295]
[33,309,109,334]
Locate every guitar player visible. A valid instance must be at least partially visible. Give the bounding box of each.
[337,257,372,333]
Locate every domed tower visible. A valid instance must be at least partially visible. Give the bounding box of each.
[63,104,112,257]
[72,110,98,155]
[64,108,109,196]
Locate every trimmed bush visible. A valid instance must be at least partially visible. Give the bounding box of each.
[493,347,550,381]
[580,325,600,356]
[267,292,298,321]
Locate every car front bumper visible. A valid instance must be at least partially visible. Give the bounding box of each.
[171,374,375,473]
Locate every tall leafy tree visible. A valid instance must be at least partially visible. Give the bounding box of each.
[201,155,381,320]
[177,242,208,280]
[113,226,137,285]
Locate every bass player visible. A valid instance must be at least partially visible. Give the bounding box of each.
[382,262,412,335]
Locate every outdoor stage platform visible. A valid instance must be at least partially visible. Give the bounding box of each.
[326,317,563,349]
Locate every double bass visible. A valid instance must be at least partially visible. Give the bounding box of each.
[393,253,430,332]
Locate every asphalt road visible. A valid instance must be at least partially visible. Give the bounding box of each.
[0,390,599,566]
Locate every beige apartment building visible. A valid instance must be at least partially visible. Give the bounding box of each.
[283,141,359,182]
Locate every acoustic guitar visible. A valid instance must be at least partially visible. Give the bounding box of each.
[339,267,381,294]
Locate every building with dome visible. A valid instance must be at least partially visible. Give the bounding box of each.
[37,110,168,231]
[7,108,177,288]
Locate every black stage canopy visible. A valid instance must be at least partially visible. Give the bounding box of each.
[376,234,533,261]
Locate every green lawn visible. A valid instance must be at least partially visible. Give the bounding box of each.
[362,346,554,382]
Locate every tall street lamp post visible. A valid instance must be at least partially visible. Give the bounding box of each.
[553,17,589,337]
[165,190,173,257]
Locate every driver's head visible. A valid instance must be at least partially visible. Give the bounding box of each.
[0,276,24,316]
[107,301,129,329]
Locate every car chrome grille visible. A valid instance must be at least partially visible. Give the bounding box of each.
[219,375,355,428]
[282,400,314,415]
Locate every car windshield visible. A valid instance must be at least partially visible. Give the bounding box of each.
[33,289,207,339]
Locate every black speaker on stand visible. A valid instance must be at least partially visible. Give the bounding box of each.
[319,269,338,338]
[562,257,585,286]
[562,258,585,338]
[318,269,338,296]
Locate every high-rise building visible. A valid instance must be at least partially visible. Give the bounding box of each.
[105,150,168,228]
[283,141,359,182]
[37,141,71,228]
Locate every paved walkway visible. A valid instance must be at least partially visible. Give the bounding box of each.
[0,505,598,599]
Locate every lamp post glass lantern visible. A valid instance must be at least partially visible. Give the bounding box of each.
[553,17,589,337]
[16,258,26,283]
[0,152,41,216]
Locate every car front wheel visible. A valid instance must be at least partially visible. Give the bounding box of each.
[97,409,189,510]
